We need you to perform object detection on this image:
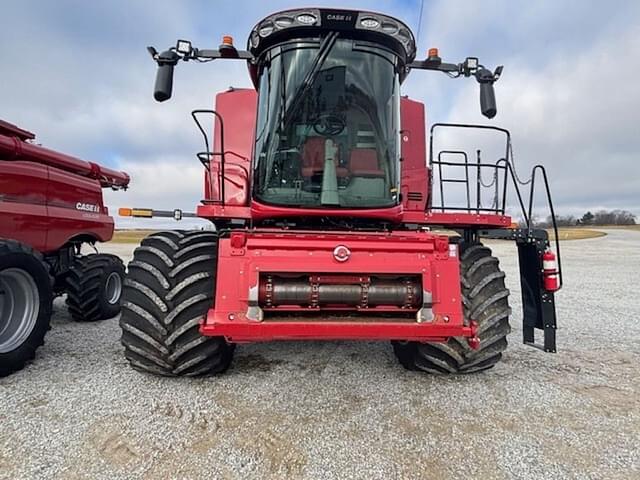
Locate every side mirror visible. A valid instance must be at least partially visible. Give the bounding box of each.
[476,68,497,119]
[153,50,180,102]
[479,81,497,119]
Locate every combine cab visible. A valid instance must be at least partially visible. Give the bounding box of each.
[0,120,129,376]
[120,8,561,376]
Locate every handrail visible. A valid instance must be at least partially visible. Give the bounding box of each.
[197,151,249,171]
[428,122,562,289]
[527,165,563,288]
[431,155,511,215]
[429,123,511,170]
[191,109,227,205]
[436,150,470,211]
[502,160,529,225]
[429,123,511,214]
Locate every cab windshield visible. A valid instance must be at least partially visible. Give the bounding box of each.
[253,37,401,208]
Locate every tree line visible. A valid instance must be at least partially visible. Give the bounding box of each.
[533,209,637,227]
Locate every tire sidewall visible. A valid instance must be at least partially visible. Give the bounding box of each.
[0,246,53,376]
[94,258,125,320]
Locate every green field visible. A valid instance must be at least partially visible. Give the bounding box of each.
[112,230,157,243]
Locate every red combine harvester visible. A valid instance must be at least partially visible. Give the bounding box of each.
[0,119,129,376]
[120,8,562,376]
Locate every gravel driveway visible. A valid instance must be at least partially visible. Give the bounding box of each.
[1,230,638,479]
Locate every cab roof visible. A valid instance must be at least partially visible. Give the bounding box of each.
[247,8,417,65]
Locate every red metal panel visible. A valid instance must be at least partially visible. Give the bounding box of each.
[202,321,475,342]
[0,132,129,188]
[403,211,512,227]
[206,88,257,205]
[196,204,252,220]
[197,201,405,223]
[0,161,113,252]
[0,160,49,251]
[196,201,405,223]
[250,200,404,222]
[45,165,113,251]
[399,97,429,214]
[200,229,468,342]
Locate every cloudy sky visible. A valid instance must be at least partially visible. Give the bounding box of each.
[1,0,639,227]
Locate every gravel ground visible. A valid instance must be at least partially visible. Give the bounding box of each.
[1,229,639,480]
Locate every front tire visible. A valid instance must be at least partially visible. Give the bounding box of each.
[65,253,125,322]
[392,241,511,374]
[0,239,53,377]
[120,231,234,376]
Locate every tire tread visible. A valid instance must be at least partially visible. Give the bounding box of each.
[65,253,125,322]
[120,231,232,377]
[392,240,511,374]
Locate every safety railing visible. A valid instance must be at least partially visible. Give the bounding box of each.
[429,122,562,287]
[527,165,563,288]
[192,110,250,206]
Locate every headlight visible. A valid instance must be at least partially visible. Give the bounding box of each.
[258,22,274,37]
[250,30,260,48]
[275,16,294,28]
[296,13,317,25]
[381,21,398,34]
[360,17,380,29]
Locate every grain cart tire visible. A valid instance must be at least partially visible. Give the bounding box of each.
[0,239,53,377]
[120,231,234,376]
[66,254,125,322]
[392,242,511,374]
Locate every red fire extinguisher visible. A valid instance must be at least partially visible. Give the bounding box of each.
[542,249,560,292]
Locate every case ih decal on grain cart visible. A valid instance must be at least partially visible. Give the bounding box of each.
[119,8,562,377]
[0,120,130,376]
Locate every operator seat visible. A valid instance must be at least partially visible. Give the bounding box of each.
[301,137,348,178]
[348,148,384,177]
[343,147,386,200]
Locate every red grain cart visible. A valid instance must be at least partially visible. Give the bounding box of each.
[0,119,129,376]
[120,8,562,376]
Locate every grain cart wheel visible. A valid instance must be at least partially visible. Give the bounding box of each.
[66,254,125,322]
[120,231,234,376]
[0,239,53,377]
[392,242,511,374]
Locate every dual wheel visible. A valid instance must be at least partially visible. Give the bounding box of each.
[120,231,511,377]
[65,253,125,322]
[0,239,124,377]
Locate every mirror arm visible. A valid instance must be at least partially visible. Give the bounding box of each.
[409,55,503,119]
[191,48,254,61]
[408,60,460,73]
[148,41,255,102]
